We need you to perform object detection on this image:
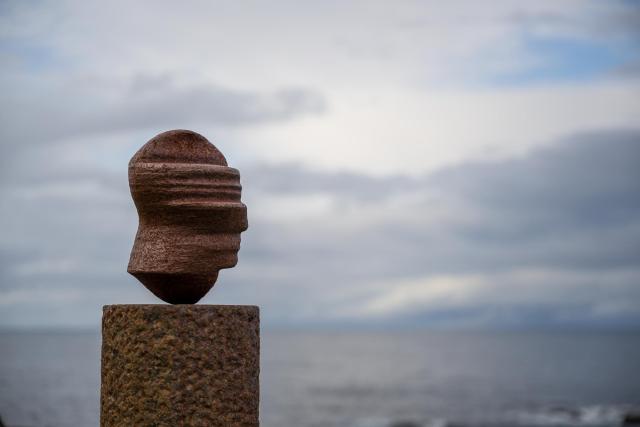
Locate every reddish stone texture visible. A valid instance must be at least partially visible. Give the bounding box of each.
[127,130,248,304]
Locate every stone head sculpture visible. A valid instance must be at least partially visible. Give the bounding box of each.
[127,130,248,304]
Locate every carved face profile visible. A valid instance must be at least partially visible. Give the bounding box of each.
[127,130,248,304]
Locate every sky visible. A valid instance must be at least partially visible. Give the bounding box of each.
[0,0,639,329]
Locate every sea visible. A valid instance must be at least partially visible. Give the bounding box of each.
[1,330,639,427]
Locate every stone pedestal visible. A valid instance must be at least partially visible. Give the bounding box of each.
[100,305,259,427]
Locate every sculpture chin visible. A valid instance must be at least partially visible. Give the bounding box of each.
[127,230,241,303]
[130,272,220,304]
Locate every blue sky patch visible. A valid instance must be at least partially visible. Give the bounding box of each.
[488,35,637,86]
[0,39,61,72]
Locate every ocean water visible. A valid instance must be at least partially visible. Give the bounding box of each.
[0,330,639,427]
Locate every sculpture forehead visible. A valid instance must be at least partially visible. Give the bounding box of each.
[130,129,228,166]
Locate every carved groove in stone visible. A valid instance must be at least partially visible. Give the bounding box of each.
[127,130,248,304]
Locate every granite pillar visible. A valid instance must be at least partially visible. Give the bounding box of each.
[100,305,259,427]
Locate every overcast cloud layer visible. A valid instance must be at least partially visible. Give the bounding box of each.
[1,0,639,328]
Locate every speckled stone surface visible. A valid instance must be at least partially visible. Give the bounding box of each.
[100,305,259,427]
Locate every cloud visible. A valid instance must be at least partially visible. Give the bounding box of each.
[0,72,326,149]
[3,1,639,88]
[1,124,639,329]
[347,268,640,327]
[2,0,639,178]
[508,1,640,39]
[1,0,639,329]
[211,130,640,327]
[243,80,640,175]
[2,126,639,328]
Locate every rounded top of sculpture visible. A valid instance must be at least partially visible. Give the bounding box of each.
[129,130,228,167]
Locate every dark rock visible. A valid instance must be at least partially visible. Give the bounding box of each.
[624,412,640,425]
